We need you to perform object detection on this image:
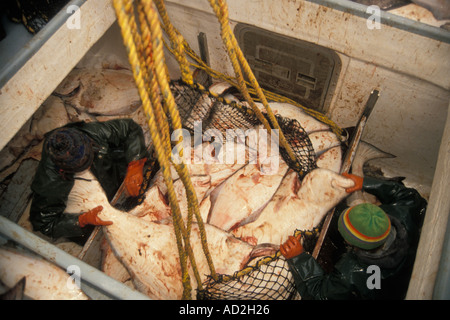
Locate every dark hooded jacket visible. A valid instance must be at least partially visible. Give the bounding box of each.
[30,119,148,239]
[286,176,427,300]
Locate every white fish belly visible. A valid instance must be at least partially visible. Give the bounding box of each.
[100,205,254,299]
[208,160,289,231]
[232,168,354,245]
[0,248,89,300]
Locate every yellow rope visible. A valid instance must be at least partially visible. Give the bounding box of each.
[136,2,170,149]
[114,0,190,299]
[153,0,218,283]
[159,11,344,140]
[140,0,207,297]
[114,0,343,299]
[219,227,319,283]
[207,0,308,175]
[114,0,220,299]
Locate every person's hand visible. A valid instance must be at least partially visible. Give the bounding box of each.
[280,234,304,259]
[341,173,364,193]
[78,205,112,227]
[124,158,147,197]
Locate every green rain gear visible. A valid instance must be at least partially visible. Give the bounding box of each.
[30,119,148,239]
[287,176,427,300]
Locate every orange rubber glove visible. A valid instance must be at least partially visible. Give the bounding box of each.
[280,234,304,260]
[124,158,147,197]
[342,172,364,193]
[78,205,112,227]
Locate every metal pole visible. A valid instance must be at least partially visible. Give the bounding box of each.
[0,215,150,300]
[312,89,379,259]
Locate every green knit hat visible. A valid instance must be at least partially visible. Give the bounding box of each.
[338,203,391,250]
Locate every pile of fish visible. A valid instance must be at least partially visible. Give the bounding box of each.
[61,81,367,300]
[0,63,396,299]
[0,66,150,300]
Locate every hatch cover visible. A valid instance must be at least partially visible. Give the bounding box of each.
[235,24,341,112]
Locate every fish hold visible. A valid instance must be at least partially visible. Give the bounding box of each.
[231,168,355,246]
[0,248,89,300]
[67,171,273,300]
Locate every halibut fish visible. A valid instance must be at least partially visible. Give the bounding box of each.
[207,159,289,231]
[67,171,277,300]
[231,168,356,245]
[0,247,89,300]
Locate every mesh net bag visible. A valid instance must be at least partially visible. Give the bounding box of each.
[197,228,320,300]
[172,80,317,179]
[111,0,343,300]
[198,254,300,300]
[124,80,321,300]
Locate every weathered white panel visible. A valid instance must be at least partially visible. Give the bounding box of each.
[0,0,116,151]
[330,58,450,196]
[407,101,450,299]
[166,0,450,90]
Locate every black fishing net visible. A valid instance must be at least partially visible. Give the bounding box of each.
[198,254,299,300]
[172,80,317,179]
[197,228,320,300]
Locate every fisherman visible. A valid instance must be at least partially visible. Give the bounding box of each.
[280,173,427,300]
[30,119,148,240]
